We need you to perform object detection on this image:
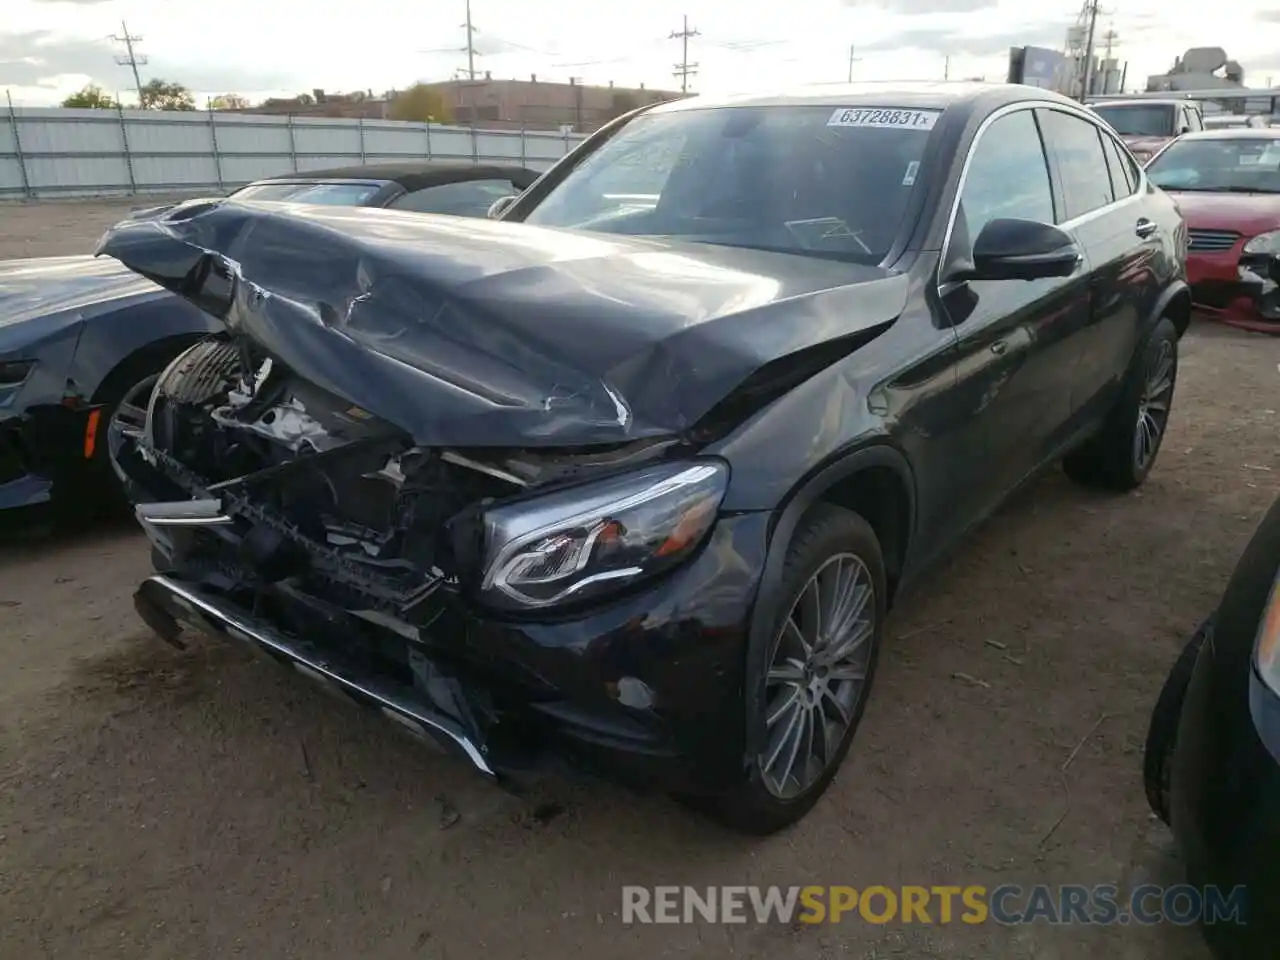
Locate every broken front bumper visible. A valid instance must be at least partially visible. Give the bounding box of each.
[136,574,496,775]
[117,435,771,794]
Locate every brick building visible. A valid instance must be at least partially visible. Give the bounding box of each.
[419,75,683,132]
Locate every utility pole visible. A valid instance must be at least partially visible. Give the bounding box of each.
[461,0,478,81]
[569,77,583,132]
[1080,0,1100,100]
[944,55,950,80]
[847,44,861,82]
[670,15,700,94]
[111,20,146,107]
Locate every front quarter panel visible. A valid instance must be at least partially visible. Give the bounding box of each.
[65,291,222,401]
[710,269,959,535]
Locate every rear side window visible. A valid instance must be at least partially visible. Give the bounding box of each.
[1100,132,1136,199]
[1038,109,1115,221]
[390,179,521,217]
[958,108,1055,239]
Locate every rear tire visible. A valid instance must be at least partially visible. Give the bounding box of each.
[707,504,885,835]
[1143,615,1212,824]
[1064,317,1178,491]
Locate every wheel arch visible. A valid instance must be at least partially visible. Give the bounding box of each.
[741,442,916,759]
[89,332,206,407]
[1152,280,1192,339]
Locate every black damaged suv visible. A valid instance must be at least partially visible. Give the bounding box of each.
[103,83,1188,834]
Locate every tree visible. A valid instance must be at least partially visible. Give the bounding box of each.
[208,93,249,110]
[61,85,119,109]
[388,83,453,123]
[139,78,196,111]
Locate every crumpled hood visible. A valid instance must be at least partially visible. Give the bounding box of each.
[96,198,908,447]
[0,254,162,328]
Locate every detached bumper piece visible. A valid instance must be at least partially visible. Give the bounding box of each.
[134,574,497,779]
[1190,253,1280,335]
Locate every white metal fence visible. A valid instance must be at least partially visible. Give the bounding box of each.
[0,107,588,199]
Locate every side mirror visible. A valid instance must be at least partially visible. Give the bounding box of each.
[487,194,518,220]
[952,218,1082,282]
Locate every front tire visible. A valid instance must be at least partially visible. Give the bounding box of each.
[1143,615,1213,824]
[709,504,885,834]
[1064,317,1178,491]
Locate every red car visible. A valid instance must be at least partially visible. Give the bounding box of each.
[1145,128,1280,333]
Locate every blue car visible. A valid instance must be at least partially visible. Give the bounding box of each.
[0,162,538,514]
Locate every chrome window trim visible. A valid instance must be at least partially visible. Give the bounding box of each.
[939,99,1150,285]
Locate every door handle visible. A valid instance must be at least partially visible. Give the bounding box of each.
[990,340,1008,356]
[1135,218,1159,239]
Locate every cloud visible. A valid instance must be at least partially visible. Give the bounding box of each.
[860,22,1065,59]
[842,0,996,12]
[0,30,296,95]
[1258,8,1280,20]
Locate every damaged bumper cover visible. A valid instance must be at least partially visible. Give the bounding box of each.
[114,395,770,792]
[1188,250,1280,333]
[136,574,496,776]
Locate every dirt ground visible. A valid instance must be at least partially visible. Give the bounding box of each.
[2,198,1275,960]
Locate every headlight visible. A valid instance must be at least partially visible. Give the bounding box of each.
[479,460,728,610]
[1244,231,1280,255]
[1254,569,1280,698]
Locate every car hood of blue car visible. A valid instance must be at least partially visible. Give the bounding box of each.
[97,197,911,447]
[0,255,164,329]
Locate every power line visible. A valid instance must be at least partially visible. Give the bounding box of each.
[110,20,146,107]
[669,14,699,94]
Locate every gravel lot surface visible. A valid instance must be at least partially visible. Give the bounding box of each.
[3,198,1272,959]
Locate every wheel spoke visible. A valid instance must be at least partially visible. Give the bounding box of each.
[801,578,823,648]
[821,685,852,727]
[767,658,805,684]
[827,582,871,645]
[822,619,873,667]
[765,682,801,727]
[1145,397,1168,414]
[777,705,807,789]
[783,616,810,659]
[763,699,802,770]
[827,664,867,682]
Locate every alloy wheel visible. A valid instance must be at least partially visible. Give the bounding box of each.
[760,552,875,800]
[1134,339,1174,472]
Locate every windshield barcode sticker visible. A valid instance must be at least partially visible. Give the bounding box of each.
[827,108,941,130]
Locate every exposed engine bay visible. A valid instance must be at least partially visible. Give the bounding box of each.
[128,336,678,624]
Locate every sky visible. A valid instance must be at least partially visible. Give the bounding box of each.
[3,0,1280,107]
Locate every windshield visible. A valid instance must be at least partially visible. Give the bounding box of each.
[1146,138,1280,193]
[521,105,940,263]
[1093,104,1176,138]
[230,181,385,205]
